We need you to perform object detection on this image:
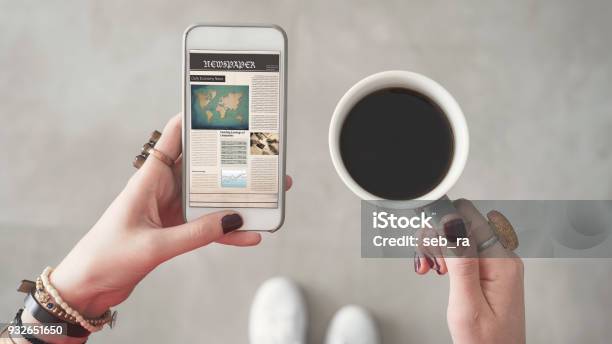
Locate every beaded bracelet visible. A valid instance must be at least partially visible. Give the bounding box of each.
[34,276,113,328]
[39,267,116,333]
[34,277,78,324]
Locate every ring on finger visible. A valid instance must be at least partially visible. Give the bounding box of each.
[477,232,500,253]
[133,130,162,169]
[149,148,174,168]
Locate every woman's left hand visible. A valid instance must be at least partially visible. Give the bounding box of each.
[48,114,293,318]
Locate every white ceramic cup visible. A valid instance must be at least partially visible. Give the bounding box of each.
[329,70,469,210]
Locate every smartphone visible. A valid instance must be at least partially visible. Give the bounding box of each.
[182,24,287,231]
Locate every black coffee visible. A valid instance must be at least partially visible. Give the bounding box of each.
[339,88,454,200]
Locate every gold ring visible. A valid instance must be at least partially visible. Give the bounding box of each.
[149,148,174,167]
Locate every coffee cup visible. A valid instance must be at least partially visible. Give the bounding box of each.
[328,70,469,229]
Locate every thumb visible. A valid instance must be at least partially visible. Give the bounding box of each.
[155,211,243,260]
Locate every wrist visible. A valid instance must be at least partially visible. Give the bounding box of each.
[20,309,87,344]
[49,263,107,319]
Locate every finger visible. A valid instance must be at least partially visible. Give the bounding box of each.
[421,228,447,275]
[435,256,447,275]
[216,231,262,246]
[415,228,436,274]
[143,114,182,173]
[285,175,293,191]
[453,202,525,315]
[440,208,486,307]
[156,114,182,160]
[154,211,243,260]
[453,199,509,258]
[414,230,428,274]
[139,114,182,186]
[414,252,431,275]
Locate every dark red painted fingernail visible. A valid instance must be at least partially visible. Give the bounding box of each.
[444,219,467,243]
[413,252,421,272]
[221,214,243,233]
[432,256,441,272]
[424,254,434,269]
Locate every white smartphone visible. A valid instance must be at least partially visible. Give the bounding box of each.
[182,24,287,231]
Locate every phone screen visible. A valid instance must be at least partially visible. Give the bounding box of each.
[188,50,281,208]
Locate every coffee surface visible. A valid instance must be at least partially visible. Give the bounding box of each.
[339,88,454,200]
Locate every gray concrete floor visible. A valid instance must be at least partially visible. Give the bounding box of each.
[2,0,612,343]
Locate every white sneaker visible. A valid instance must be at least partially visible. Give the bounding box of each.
[249,277,307,344]
[325,305,381,344]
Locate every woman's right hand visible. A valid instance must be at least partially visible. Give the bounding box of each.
[48,115,292,320]
[415,199,526,344]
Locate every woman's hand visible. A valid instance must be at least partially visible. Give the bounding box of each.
[48,114,292,318]
[415,199,526,344]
